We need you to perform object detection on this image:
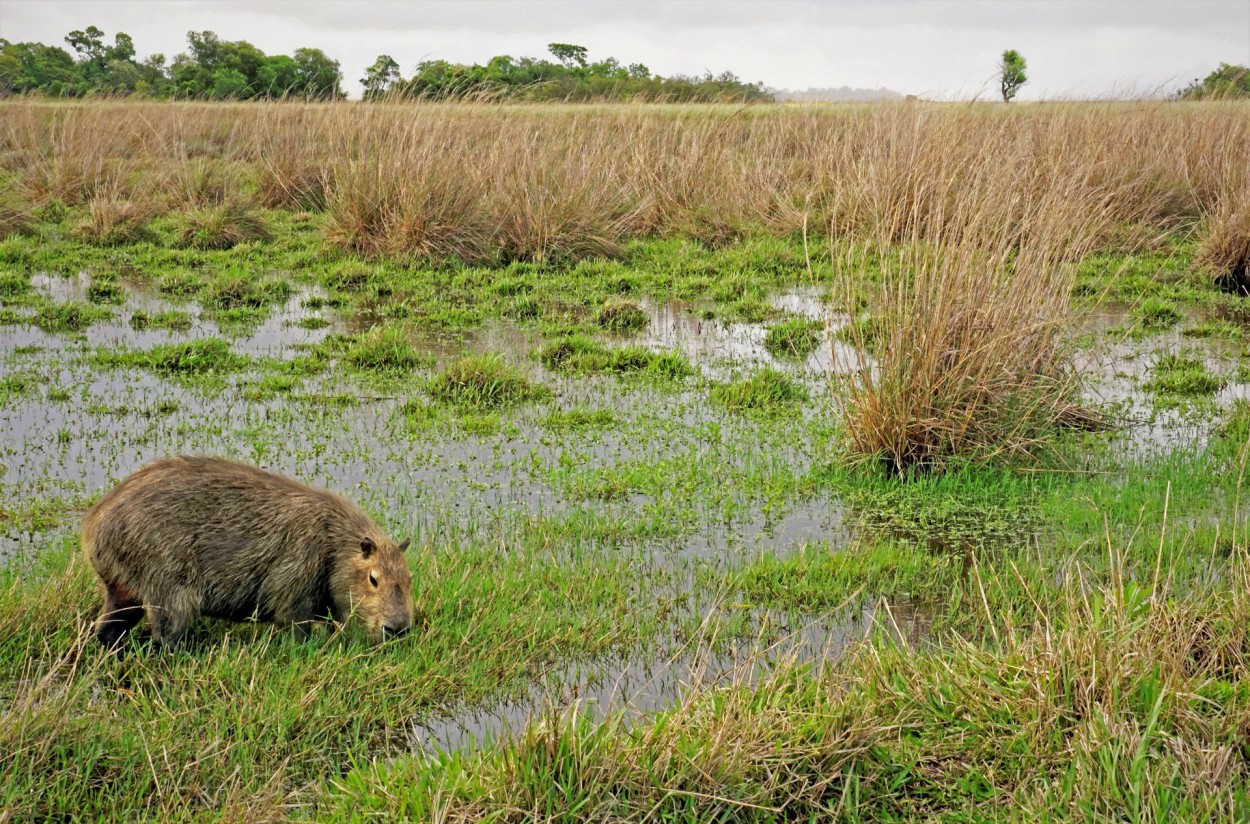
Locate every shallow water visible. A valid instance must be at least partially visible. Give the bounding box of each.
[4,274,1241,755]
[409,599,927,755]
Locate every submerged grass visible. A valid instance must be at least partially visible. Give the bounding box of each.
[91,338,250,376]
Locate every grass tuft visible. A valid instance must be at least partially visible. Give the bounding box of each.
[32,301,111,333]
[595,296,648,332]
[92,338,249,375]
[763,317,823,358]
[540,336,692,379]
[72,196,157,245]
[428,353,550,408]
[711,368,808,412]
[1143,353,1226,396]
[1132,297,1184,330]
[179,201,272,249]
[344,326,432,374]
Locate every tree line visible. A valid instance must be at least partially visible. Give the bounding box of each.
[361,43,770,102]
[0,28,768,102]
[0,28,343,99]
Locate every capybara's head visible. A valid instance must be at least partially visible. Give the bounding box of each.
[339,535,414,641]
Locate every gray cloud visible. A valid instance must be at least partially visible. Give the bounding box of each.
[1,0,1246,98]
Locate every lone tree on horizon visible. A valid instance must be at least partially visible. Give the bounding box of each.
[1000,49,1027,102]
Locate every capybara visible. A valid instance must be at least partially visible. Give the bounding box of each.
[83,456,413,648]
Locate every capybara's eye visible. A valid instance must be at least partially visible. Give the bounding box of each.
[369,572,378,588]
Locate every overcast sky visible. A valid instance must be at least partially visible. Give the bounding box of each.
[0,0,1247,99]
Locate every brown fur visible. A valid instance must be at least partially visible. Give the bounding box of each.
[83,456,414,648]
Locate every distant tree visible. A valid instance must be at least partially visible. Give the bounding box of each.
[65,26,106,65]
[293,47,343,99]
[257,54,301,96]
[1176,63,1250,99]
[999,49,1027,102]
[548,43,588,70]
[361,54,400,99]
[107,32,136,64]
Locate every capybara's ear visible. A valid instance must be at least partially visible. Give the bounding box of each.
[361,537,376,558]
[398,538,411,552]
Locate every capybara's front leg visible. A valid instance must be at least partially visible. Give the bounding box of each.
[147,595,194,648]
[275,599,317,641]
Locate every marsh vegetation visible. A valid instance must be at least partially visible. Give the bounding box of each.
[2,99,1250,820]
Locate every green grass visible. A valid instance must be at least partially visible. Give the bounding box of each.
[1132,297,1184,330]
[331,549,1250,820]
[541,406,618,430]
[427,353,550,408]
[0,537,668,821]
[595,296,649,332]
[129,308,194,331]
[1142,353,1226,396]
[91,338,250,376]
[343,326,433,374]
[539,335,693,379]
[32,301,112,333]
[763,317,823,358]
[710,368,809,412]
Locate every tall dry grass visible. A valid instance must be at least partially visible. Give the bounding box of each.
[827,107,1155,471]
[2,99,1248,263]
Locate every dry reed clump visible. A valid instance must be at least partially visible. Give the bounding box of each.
[829,108,1138,472]
[1196,185,1250,293]
[169,158,243,209]
[2,100,1250,263]
[0,188,35,239]
[72,191,160,246]
[179,200,272,249]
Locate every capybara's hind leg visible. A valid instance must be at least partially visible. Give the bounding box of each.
[96,581,143,649]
